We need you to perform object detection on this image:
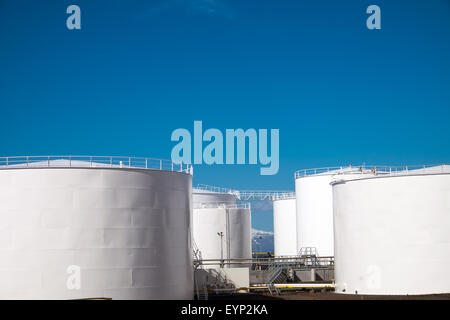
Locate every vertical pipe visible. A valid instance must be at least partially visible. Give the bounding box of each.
[311,268,316,281]
[220,232,224,268]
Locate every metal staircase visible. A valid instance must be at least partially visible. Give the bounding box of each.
[193,239,209,300]
[193,239,203,269]
[197,287,208,300]
[265,260,288,295]
[299,247,322,267]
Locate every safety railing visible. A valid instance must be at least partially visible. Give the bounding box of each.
[238,191,293,201]
[193,202,251,209]
[195,256,335,269]
[195,184,240,196]
[0,155,193,175]
[295,164,450,179]
[271,192,296,201]
[196,185,294,201]
[266,267,284,286]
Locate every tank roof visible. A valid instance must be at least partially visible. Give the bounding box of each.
[295,165,376,179]
[330,164,450,185]
[295,164,450,179]
[0,156,193,175]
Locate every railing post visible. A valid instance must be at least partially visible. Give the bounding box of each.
[69,156,72,167]
[48,156,50,167]
[90,156,93,167]
[129,157,131,168]
[160,160,162,170]
[110,157,112,168]
[146,159,148,169]
[6,157,8,167]
[27,156,29,167]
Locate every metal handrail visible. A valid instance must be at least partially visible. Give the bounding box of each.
[271,192,296,201]
[195,256,335,268]
[195,184,240,196]
[267,267,284,285]
[193,202,251,209]
[196,185,294,201]
[238,191,293,201]
[0,155,193,175]
[294,164,450,179]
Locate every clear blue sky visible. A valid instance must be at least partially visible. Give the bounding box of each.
[1,1,449,230]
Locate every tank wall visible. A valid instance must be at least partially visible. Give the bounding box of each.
[273,198,297,256]
[333,174,450,295]
[227,208,252,261]
[192,208,227,260]
[0,168,193,299]
[295,175,334,256]
[193,207,251,267]
[295,171,376,257]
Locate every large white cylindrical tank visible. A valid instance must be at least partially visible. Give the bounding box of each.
[0,160,193,299]
[295,167,376,256]
[333,170,450,295]
[273,195,297,256]
[192,188,251,265]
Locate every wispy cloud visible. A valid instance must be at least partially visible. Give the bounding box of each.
[252,228,274,236]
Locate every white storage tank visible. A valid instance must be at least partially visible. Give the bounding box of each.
[273,193,297,256]
[295,166,377,256]
[192,187,251,266]
[0,156,193,300]
[332,165,450,295]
